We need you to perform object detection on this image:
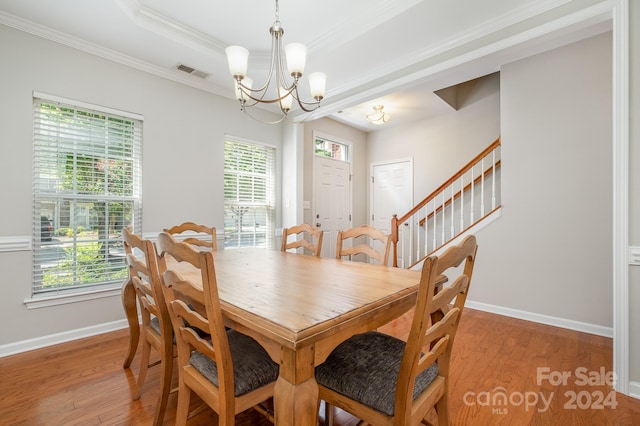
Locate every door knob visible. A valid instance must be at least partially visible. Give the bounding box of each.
[316,223,321,227]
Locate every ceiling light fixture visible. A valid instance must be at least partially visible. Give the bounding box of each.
[225,0,326,123]
[366,105,391,125]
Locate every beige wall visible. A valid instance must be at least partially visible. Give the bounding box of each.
[0,25,282,346]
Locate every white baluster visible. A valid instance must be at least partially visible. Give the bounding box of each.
[441,192,445,246]
[460,174,464,232]
[398,221,403,268]
[407,220,412,268]
[450,185,454,239]
[432,199,437,252]
[492,149,497,210]
[423,205,428,259]
[470,164,475,223]
[480,158,485,216]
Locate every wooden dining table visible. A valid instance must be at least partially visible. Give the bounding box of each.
[122,247,423,425]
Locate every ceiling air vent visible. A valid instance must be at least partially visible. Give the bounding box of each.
[177,64,210,79]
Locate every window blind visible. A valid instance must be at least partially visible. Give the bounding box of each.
[224,137,275,249]
[32,96,142,295]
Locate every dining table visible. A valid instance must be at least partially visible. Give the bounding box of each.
[122,247,425,425]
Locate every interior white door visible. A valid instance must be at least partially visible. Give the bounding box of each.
[371,159,413,266]
[314,156,351,258]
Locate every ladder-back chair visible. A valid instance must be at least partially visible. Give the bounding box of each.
[317,235,478,426]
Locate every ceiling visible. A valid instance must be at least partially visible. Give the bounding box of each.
[0,0,612,132]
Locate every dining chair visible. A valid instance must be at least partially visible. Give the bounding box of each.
[155,232,279,426]
[164,221,217,251]
[317,234,478,426]
[335,224,392,265]
[122,228,175,426]
[280,223,324,256]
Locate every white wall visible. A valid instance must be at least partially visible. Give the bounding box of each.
[366,33,612,330]
[0,25,282,347]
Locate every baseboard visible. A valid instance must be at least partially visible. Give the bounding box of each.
[0,318,130,358]
[628,381,640,400]
[466,300,613,338]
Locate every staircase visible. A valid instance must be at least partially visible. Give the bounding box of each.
[391,138,501,268]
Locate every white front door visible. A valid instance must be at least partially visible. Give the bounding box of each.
[371,159,413,266]
[314,156,351,258]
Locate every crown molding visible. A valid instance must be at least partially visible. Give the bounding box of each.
[0,11,231,99]
[114,0,226,55]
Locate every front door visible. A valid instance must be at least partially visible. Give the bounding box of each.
[314,156,351,258]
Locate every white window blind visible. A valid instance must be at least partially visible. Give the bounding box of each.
[32,95,142,295]
[224,137,275,249]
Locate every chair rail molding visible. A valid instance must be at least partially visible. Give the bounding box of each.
[628,246,640,266]
[0,236,31,252]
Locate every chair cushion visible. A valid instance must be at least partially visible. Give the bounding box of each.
[150,316,161,335]
[189,330,279,397]
[315,331,439,417]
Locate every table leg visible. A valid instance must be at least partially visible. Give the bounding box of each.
[274,344,319,425]
[121,278,139,368]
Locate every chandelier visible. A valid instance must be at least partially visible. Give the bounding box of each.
[225,0,326,122]
[366,105,391,125]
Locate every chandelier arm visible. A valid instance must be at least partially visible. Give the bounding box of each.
[293,101,321,113]
[237,84,296,104]
[227,0,325,119]
[242,105,287,125]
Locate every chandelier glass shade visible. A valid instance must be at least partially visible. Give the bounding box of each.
[366,105,391,125]
[225,0,326,121]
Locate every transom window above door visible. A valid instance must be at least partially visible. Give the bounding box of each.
[314,136,349,162]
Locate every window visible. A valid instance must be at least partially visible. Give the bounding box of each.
[314,135,349,161]
[224,137,275,249]
[32,93,142,296]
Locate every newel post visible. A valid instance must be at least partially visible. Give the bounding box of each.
[391,214,399,267]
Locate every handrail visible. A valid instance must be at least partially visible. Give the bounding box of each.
[391,137,500,267]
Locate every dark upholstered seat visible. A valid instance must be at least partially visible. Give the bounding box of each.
[316,331,438,416]
[190,329,279,397]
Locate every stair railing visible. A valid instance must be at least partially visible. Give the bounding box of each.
[391,137,501,268]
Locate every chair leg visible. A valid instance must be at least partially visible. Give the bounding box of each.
[324,402,334,426]
[435,394,450,426]
[175,382,191,426]
[152,344,174,425]
[121,279,139,368]
[133,336,151,400]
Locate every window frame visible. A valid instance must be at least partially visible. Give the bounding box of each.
[314,133,350,162]
[30,92,143,301]
[223,136,276,250]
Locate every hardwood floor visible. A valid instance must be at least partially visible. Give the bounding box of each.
[1,308,639,425]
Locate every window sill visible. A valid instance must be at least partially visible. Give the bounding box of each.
[24,286,122,309]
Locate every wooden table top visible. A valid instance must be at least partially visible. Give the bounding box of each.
[167,247,423,349]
